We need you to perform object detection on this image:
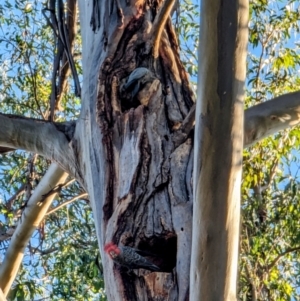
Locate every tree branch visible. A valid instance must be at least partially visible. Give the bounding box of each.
[55,0,78,113]
[244,91,300,147]
[46,192,88,215]
[0,163,68,296]
[0,147,15,154]
[175,91,300,148]
[0,289,7,301]
[5,184,26,211]
[244,261,258,301]
[150,0,175,58]
[266,246,300,272]
[0,114,78,178]
[28,245,59,256]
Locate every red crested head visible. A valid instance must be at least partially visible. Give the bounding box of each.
[104,242,121,257]
[104,242,115,253]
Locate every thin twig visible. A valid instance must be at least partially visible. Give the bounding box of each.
[26,54,46,119]
[28,245,58,255]
[266,246,300,272]
[6,184,26,210]
[46,192,88,215]
[244,261,258,301]
[56,0,78,107]
[261,157,279,192]
[62,178,76,188]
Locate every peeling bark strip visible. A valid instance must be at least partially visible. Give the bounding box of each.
[81,0,194,300]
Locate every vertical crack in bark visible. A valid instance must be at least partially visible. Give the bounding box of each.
[90,0,101,31]
[97,58,116,222]
[131,131,151,214]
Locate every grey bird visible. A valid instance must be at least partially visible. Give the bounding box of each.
[104,242,160,271]
[123,67,155,98]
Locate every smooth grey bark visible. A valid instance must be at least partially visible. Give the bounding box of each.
[0,114,78,178]
[244,91,300,147]
[0,163,68,296]
[191,0,248,300]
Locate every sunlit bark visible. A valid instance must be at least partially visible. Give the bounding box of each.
[0,163,68,296]
[191,0,248,300]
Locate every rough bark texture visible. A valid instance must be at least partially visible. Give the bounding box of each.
[191,0,248,300]
[75,0,195,300]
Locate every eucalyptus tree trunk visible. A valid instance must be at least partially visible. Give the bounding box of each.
[75,0,195,300]
[191,0,248,300]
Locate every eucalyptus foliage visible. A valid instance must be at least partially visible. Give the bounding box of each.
[240,1,300,300]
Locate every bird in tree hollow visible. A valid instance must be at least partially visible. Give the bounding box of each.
[123,67,156,98]
[104,242,161,272]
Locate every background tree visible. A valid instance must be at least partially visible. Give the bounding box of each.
[1,0,300,300]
